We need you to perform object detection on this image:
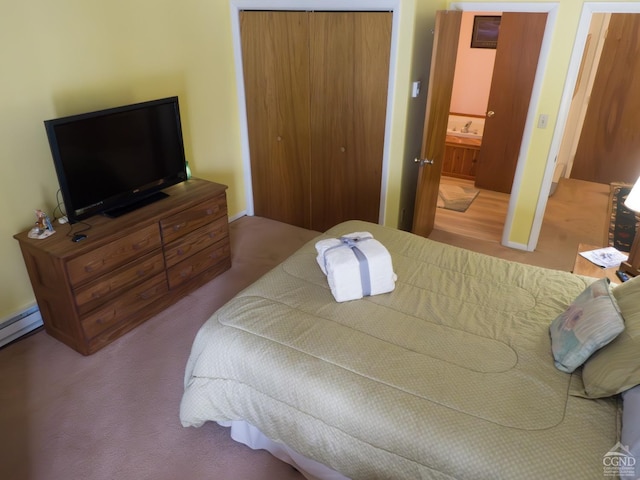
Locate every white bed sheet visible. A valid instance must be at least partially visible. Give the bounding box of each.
[219,420,348,480]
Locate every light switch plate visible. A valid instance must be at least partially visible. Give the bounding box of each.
[538,114,549,129]
[411,81,421,98]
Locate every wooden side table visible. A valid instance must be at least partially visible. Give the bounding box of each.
[572,243,621,284]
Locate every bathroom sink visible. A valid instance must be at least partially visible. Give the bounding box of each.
[447,129,482,139]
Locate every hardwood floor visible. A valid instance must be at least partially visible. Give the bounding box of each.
[429,175,612,272]
[434,176,509,243]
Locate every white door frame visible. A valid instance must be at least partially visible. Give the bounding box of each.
[229,0,401,224]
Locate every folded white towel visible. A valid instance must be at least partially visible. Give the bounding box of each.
[315,232,397,302]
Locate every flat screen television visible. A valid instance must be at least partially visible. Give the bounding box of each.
[44,96,188,224]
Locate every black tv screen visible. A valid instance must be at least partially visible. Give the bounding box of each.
[45,96,188,224]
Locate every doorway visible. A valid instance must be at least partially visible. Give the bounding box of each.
[434,8,547,243]
[532,4,640,251]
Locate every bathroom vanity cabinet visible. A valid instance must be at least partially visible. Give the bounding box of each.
[442,135,481,180]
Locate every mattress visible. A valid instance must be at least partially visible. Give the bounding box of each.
[180,220,620,479]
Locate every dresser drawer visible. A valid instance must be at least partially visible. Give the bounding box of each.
[74,251,166,315]
[164,216,229,268]
[80,273,169,340]
[167,239,230,289]
[160,194,227,245]
[14,178,229,355]
[67,224,161,287]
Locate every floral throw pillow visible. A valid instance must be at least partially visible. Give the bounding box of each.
[549,278,625,373]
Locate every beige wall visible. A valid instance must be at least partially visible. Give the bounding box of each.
[1,0,244,319]
[0,0,440,321]
[1,0,635,322]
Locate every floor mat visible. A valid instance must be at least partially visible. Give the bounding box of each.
[437,183,480,212]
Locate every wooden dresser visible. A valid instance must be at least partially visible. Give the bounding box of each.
[14,178,231,355]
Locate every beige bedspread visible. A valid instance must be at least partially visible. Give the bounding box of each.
[180,220,620,479]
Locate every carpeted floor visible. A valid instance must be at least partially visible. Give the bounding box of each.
[0,199,610,479]
[0,216,318,480]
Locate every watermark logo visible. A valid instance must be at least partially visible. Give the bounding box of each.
[603,442,636,478]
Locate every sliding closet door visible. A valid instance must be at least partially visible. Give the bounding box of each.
[240,11,311,228]
[309,12,392,232]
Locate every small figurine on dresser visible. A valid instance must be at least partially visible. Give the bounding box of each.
[28,209,56,239]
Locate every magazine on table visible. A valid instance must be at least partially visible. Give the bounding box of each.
[579,247,628,269]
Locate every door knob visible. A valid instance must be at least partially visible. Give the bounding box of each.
[487,110,495,117]
[414,157,434,166]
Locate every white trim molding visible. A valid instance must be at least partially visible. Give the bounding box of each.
[0,304,42,348]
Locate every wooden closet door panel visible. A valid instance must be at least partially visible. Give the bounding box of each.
[240,11,311,228]
[571,14,640,185]
[309,12,391,232]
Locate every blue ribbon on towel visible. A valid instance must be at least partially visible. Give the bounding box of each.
[324,236,372,297]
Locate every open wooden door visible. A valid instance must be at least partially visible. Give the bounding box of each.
[474,12,547,193]
[412,10,462,237]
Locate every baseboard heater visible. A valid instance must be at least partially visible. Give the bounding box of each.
[0,304,43,348]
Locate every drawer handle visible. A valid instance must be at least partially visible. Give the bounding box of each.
[91,286,111,299]
[132,238,150,250]
[138,289,158,300]
[177,248,185,256]
[180,266,194,278]
[84,259,105,273]
[137,265,155,277]
[173,223,185,232]
[95,308,117,324]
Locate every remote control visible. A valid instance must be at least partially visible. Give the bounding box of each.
[616,270,630,282]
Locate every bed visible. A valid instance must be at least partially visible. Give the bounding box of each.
[180,220,640,479]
